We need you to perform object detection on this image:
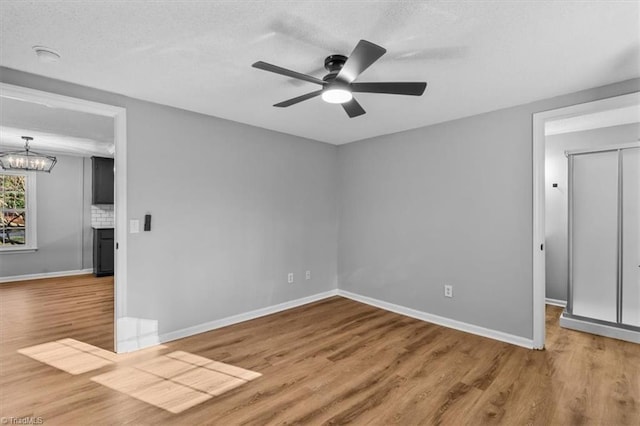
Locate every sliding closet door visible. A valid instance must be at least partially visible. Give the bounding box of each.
[622,147,640,327]
[571,151,618,322]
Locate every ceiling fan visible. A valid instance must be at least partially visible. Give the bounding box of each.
[252,40,427,118]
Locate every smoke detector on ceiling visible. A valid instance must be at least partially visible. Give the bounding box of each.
[32,46,61,63]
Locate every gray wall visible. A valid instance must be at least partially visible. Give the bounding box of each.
[544,123,640,301]
[124,100,338,332]
[2,66,637,344]
[1,154,93,276]
[1,67,339,336]
[338,78,640,340]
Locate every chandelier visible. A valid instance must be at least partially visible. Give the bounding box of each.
[0,136,57,172]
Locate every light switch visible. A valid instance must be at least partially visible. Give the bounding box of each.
[130,219,140,234]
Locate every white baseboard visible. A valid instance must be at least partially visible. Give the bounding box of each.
[0,268,94,283]
[117,337,161,353]
[150,289,340,350]
[545,298,567,307]
[122,287,536,353]
[116,316,161,353]
[337,290,535,349]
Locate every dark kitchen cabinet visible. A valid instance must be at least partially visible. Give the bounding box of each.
[94,228,114,277]
[92,156,114,204]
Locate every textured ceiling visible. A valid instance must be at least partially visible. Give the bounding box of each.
[0,1,638,145]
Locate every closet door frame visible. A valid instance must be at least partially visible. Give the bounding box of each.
[565,143,639,324]
[532,91,640,349]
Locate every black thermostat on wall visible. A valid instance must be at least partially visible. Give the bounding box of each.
[144,214,151,231]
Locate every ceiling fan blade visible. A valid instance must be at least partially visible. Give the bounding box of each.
[288,65,327,86]
[351,82,427,96]
[342,98,366,118]
[252,61,326,85]
[336,40,387,83]
[273,90,323,107]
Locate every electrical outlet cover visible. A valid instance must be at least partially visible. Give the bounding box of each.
[444,285,453,298]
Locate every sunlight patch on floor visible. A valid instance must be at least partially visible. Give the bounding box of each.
[91,366,213,413]
[17,338,168,372]
[92,351,262,413]
[17,340,114,374]
[167,350,263,381]
[18,339,262,413]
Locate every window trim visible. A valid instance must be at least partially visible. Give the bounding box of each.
[0,170,37,252]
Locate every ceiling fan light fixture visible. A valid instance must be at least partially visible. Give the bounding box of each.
[321,87,353,104]
[252,39,426,117]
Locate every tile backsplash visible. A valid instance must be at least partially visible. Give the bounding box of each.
[91,204,114,228]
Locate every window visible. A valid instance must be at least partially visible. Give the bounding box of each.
[0,171,37,251]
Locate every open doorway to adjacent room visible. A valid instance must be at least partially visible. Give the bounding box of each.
[533,92,640,348]
[0,83,126,353]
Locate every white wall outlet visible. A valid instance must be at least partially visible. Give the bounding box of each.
[287,273,294,284]
[444,284,453,298]
[305,270,311,280]
[129,219,140,234]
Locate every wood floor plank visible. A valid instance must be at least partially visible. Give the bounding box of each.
[1,278,638,425]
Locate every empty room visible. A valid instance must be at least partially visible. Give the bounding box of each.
[0,1,638,425]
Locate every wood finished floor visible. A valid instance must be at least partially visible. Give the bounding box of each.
[1,277,638,425]
[0,274,114,352]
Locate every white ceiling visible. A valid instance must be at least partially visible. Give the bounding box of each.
[0,97,114,157]
[0,1,638,145]
[545,104,640,136]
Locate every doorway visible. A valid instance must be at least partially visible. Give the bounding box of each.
[532,91,640,348]
[0,83,127,352]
